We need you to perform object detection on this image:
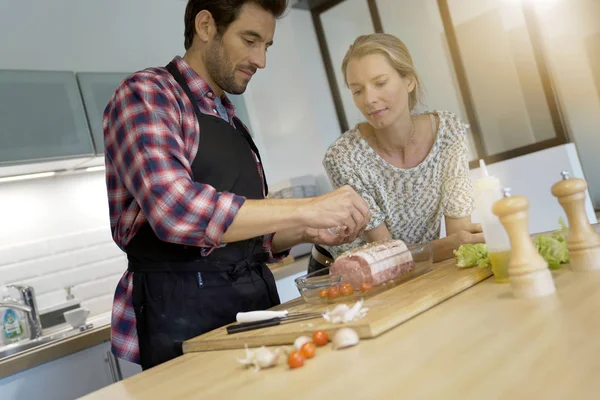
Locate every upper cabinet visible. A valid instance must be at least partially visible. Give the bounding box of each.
[76,72,129,156]
[0,70,94,165]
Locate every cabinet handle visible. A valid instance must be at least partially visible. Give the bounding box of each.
[112,353,124,381]
[105,351,117,383]
[105,351,124,382]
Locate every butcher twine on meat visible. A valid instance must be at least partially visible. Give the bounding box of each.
[330,240,415,288]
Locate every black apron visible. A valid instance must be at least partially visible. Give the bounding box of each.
[125,62,280,370]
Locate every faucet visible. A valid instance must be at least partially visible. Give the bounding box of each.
[0,285,43,340]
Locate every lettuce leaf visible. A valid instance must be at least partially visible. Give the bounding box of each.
[533,217,569,269]
[454,243,489,268]
[454,218,570,270]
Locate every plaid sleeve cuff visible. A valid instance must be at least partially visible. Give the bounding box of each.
[263,233,290,263]
[203,193,246,249]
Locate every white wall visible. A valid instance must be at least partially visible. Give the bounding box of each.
[0,0,187,72]
[377,0,478,159]
[320,0,376,129]
[0,1,340,314]
[0,172,125,315]
[0,0,340,187]
[376,0,599,208]
[469,144,597,234]
[534,0,600,209]
[0,0,188,315]
[241,9,340,185]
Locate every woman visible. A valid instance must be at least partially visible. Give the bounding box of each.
[309,33,483,273]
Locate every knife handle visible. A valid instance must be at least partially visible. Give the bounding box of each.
[227,317,282,334]
[236,310,288,323]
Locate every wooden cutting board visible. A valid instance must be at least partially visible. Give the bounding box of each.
[183,259,493,352]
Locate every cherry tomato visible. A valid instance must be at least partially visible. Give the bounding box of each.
[327,286,339,299]
[339,283,354,296]
[288,350,304,369]
[300,342,316,359]
[360,282,374,292]
[318,288,328,298]
[312,330,329,346]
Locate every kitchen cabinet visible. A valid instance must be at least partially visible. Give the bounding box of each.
[75,75,248,169]
[0,341,141,400]
[75,72,129,169]
[0,70,95,177]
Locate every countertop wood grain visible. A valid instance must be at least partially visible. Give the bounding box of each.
[81,260,600,399]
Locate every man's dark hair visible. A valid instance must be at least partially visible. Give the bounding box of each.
[184,0,288,50]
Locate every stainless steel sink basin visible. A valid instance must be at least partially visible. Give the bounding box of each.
[0,336,59,359]
[0,324,91,361]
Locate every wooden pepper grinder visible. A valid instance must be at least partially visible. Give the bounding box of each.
[492,188,556,298]
[551,171,600,272]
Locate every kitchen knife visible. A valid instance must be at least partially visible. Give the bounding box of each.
[236,310,322,323]
[236,310,288,323]
[227,313,322,334]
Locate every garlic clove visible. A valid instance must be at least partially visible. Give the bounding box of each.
[236,344,255,365]
[322,300,368,324]
[237,345,282,371]
[254,346,281,369]
[342,299,364,323]
[332,328,360,350]
[294,336,312,350]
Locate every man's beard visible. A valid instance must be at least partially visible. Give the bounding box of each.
[205,38,247,95]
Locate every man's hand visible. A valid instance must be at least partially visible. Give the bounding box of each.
[302,227,356,247]
[297,186,371,242]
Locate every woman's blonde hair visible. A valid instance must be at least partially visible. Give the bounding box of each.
[341,33,423,111]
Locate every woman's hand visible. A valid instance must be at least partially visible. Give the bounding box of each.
[450,223,484,247]
[432,223,485,263]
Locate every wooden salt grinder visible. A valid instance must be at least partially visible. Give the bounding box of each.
[492,188,556,298]
[551,171,600,271]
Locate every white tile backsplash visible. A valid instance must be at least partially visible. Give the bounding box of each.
[37,290,76,313]
[45,228,114,254]
[0,227,126,316]
[0,242,51,267]
[17,256,126,297]
[81,293,115,317]
[71,274,122,302]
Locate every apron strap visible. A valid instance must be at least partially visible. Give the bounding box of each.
[128,252,280,306]
[127,252,269,273]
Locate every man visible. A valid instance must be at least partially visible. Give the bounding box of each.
[103,0,370,370]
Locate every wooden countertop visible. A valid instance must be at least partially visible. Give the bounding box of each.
[81,261,600,399]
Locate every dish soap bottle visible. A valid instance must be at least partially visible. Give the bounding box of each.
[1,286,27,344]
[474,160,511,283]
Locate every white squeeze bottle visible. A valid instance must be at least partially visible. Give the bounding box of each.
[474,160,511,283]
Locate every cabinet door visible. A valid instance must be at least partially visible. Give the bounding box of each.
[76,72,130,155]
[0,70,95,164]
[0,341,113,400]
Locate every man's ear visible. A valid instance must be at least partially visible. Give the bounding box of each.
[195,10,217,43]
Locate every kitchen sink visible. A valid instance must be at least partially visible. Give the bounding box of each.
[0,324,90,361]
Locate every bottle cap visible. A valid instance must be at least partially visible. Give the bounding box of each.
[475,159,499,190]
[479,159,489,177]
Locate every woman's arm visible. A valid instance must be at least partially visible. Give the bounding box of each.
[363,220,484,263]
[445,216,481,236]
[362,224,393,242]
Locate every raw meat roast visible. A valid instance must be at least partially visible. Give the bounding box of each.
[330,240,415,288]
